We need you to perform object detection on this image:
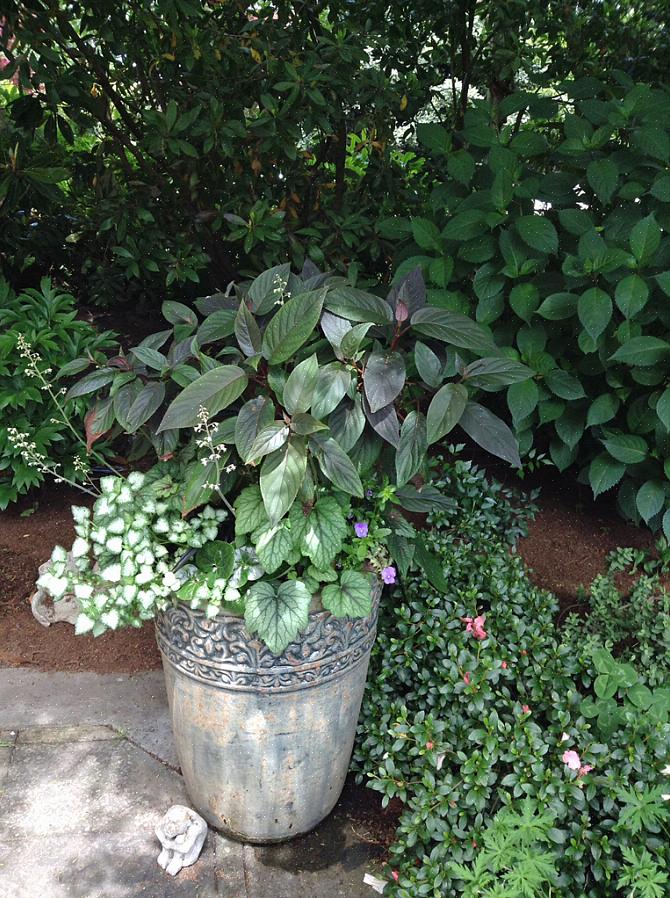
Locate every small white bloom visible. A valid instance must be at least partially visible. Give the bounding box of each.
[662,765,670,776]
[560,732,570,743]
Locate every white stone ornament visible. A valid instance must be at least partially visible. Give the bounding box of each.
[156,805,207,876]
[30,555,81,627]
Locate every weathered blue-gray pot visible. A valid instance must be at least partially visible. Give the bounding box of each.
[155,583,381,843]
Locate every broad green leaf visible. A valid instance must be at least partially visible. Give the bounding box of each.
[396,411,427,486]
[291,413,328,435]
[323,286,393,325]
[65,368,115,401]
[515,215,558,255]
[261,289,326,364]
[636,480,666,524]
[309,434,364,497]
[130,346,167,370]
[245,580,311,654]
[197,309,236,345]
[283,354,319,415]
[509,284,540,323]
[589,453,626,497]
[414,341,443,388]
[651,174,670,202]
[610,336,670,367]
[195,540,235,578]
[411,217,440,250]
[416,122,450,153]
[234,301,262,356]
[602,434,648,464]
[630,214,661,264]
[362,396,400,448]
[507,379,539,422]
[442,210,488,241]
[657,388,670,431]
[248,422,290,460]
[411,307,496,353]
[463,357,533,390]
[340,323,374,359]
[158,366,247,430]
[234,485,268,535]
[558,209,593,235]
[248,263,291,315]
[446,149,475,185]
[112,380,142,430]
[459,401,521,466]
[578,288,612,340]
[544,369,585,400]
[586,158,618,204]
[298,496,348,569]
[260,437,307,523]
[587,394,619,427]
[311,363,351,419]
[182,457,217,515]
[162,300,198,326]
[414,537,449,593]
[235,396,274,462]
[615,275,649,318]
[426,383,468,445]
[395,484,455,513]
[364,350,406,413]
[321,570,373,618]
[125,381,165,433]
[537,293,578,320]
[328,398,365,451]
[252,521,293,573]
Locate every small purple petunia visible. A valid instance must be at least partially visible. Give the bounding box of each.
[366,489,374,499]
[354,522,369,538]
[381,566,397,585]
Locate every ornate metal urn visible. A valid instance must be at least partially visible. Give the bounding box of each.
[155,583,381,843]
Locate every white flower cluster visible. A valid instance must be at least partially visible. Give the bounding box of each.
[37,471,227,636]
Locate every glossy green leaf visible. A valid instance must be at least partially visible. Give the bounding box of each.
[158,366,247,430]
[610,336,670,367]
[125,381,165,433]
[235,396,274,462]
[283,354,319,415]
[364,350,406,413]
[396,411,427,485]
[261,289,326,364]
[636,479,666,523]
[458,401,521,467]
[309,433,363,497]
[426,383,468,445]
[515,215,558,255]
[260,436,307,524]
[589,453,626,497]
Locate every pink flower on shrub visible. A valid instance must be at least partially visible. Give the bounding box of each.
[425,741,433,750]
[381,566,397,585]
[578,764,594,777]
[502,661,508,669]
[391,870,399,882]
[463,614,487,640]
[463,672,471,685]
[562,750,581,770]
[522,704,531,714]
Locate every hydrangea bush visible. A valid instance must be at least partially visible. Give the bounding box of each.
[354,459,670,897]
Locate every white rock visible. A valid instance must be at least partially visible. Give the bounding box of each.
[156,805,207,876]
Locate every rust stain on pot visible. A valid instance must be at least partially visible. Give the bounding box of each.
[156,584,381,843]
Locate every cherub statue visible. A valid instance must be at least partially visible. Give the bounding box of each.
[155,805,207,876]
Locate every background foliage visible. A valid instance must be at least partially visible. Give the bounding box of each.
[386,80,670,531]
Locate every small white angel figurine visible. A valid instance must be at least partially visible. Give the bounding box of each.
[156,805,207,876]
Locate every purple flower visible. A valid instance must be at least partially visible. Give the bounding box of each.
[366,489,374,499]
[381,566,397,585]
[354,522,369,538]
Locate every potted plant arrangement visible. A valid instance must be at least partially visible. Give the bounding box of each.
[35,262,531,842]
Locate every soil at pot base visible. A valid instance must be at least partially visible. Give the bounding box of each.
[156,589,380,843]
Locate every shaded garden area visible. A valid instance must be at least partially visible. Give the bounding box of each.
[2,2,670,896]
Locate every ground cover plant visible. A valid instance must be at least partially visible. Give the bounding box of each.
[354,453,670,897]
[386,79,670,533]
[0,277,116,508]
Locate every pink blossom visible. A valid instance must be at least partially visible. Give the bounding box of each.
[502,661,508,669]
[463,614,487,640]
[391,870,399,882]
[578,764,594,777]
[425,741,433,750]
[522,704,531,714]
[563,750,581,770]
[463,671,471,685]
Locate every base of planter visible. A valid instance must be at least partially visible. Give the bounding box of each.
[156,585,380,843]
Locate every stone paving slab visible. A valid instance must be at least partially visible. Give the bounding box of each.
[0,670,385,898]
[0,669,175,766]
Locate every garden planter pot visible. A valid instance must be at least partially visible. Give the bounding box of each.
[155,581,381,843]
